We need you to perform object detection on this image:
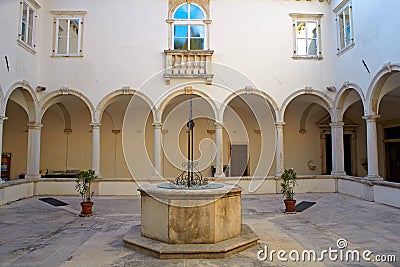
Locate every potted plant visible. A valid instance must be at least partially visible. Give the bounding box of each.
[75,169,98,216]
[280,168,298,213]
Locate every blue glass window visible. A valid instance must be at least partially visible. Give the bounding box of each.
[173,4,206,50]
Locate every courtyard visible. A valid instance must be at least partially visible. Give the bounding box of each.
[0,192,398,267]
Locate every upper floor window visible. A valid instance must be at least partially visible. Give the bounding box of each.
[334,0,354,54]
[173,3,206,50]
[18,0,39,53]
[290,13,323,60]
[50,11,86,57]
[164,1,213,84]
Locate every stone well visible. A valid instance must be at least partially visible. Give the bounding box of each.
[123,183,258,259]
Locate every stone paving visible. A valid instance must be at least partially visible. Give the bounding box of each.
[0,193,399,267]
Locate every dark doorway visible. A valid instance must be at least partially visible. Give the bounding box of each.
[386,142,400,183]
[385,126,400,183]
[325,134,352,175]
[344,134,352,175]
[229,144,248,176]
[325,134,332,174]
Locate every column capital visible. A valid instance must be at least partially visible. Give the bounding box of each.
[362,114,380,122]
[329,122,345,128]
[27,122,42,129]
[214,122,223,129]
[152,122,163,129]
[0,116,8,122]
[90,123,101,128]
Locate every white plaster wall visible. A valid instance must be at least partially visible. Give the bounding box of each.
[284,101,329,175]
[100,111,131,178]
[3,182,34,203]
[36,180,76,195]
[1,0,335,109]
[63,107,91,170]
[37,0,168,107]
[0,0,43,96]
[123,100,154,179]
[98,180,140,196]
[212,0,334,106]
[41,109,68,171]
[1,0,400,181]
[0,0,398,114]
[374,185,400,209]
[337,178,373,201]
[329,0,400,93]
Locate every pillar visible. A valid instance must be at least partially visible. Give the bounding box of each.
[152,123,163,177]
[0,117,7,161]
[26,122,42,179]
[275,122,285,177]
[214,122,225,177]
[330,122,346,176]
[90,123,101,177]
[363,115,382,180]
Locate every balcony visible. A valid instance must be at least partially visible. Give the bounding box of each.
[164,50,214,85]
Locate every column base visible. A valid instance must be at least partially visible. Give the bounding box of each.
[214,172,225,178]
[363,175,383,181]
[25,174,41,179]
[331,171,346,176]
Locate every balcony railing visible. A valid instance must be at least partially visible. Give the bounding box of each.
[164,50,214,85]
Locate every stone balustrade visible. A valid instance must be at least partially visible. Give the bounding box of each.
[164,50,214,85]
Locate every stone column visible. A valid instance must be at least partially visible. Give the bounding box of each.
[275,122,285,177]
[0,117,7,160]
[152,123,163,177]
[330,122,346,176]
[26,122,42,179]
[214,122,225,177]
[363,115,382,180]
[90,123,101,177]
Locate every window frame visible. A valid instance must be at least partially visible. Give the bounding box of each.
[50,11,86,57]
[290,13,323,60]
[18,0,40,54]
[167,3,211,51]
[334,0,354,56]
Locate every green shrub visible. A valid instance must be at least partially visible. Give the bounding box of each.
[280,168,298,200]
[75,170,97,202]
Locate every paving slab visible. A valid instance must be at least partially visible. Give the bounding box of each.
[0,193,398,266]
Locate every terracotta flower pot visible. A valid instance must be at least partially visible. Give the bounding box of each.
[284,199,296,212]
[80,201,94,216]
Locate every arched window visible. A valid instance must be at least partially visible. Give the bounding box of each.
[173,3,206,50]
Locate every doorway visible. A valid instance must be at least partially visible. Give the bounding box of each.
[229,144,248,176]
[386,142,400,182]
[324,133,353,175]
[384,126,400,183]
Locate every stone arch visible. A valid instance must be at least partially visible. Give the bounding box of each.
[299,103,317,134]
[220,88,278,122]
[55,103,72,130]
[39,88,95,122]
[95,89,156,123]
[334,82,366,121]
[280,89,334,121]
[157,88,218,122]
[168,1,210,20]
[39,88,93,175]
[366,62,400,115]
[5,81,39,122]
[221,89,277,178]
